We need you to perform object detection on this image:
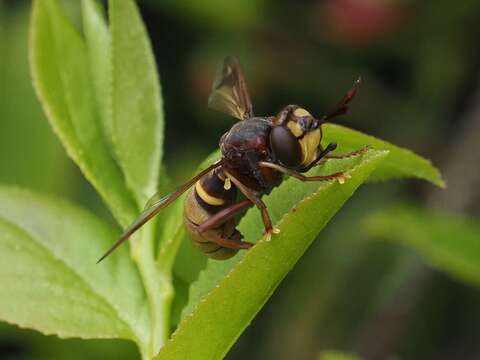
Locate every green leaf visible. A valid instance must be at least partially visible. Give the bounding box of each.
[156,150,388,360]
[364,204,480,287]
[156,198,187,272]
[0,4,71,195]
[157,0,266,30]
[30,0,137,226]
[322,123,445,188]
[0,219,128,339]
[109,0,164,205]
[181,150,378,319]
[319,350,362,360]
[0,187,150,356]
[173,123,444,322]
[81,0,112,146]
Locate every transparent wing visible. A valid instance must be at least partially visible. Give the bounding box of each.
[143,191,167,210]
[208,56,253,121]
[97,160,223,263]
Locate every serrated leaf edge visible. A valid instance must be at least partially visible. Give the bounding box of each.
[0,186,144,344]
[172,150,389,341]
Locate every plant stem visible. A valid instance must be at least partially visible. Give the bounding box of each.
[132,221,173,357]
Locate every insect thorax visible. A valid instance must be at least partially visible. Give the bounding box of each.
[220,117,281,191]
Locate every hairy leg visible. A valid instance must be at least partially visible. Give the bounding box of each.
[196,199,253,233]
[260,161,351,184]
[224,170,279,239]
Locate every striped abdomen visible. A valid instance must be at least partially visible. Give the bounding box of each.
[183,167,244,260]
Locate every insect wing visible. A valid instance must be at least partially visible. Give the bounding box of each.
[208,56,253,121]
[96,194,173,263]
[144,190,168,210]
[97,160,223,263]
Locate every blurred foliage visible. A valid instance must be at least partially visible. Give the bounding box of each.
[0,2,70,195]
[319,350,361,360]
[1,0,480,359]
[366,204,480,287]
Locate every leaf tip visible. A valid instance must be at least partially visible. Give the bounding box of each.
[436,176,447,189]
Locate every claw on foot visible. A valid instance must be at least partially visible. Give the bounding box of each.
[337,172,351,184]
[342,146,370,158]
[357,145,370,155]
[265,232,272,242]
[264,227,280,241]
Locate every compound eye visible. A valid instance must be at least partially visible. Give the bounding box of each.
[269,126,302,167]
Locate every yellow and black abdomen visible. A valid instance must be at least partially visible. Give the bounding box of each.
[183,168,242,260]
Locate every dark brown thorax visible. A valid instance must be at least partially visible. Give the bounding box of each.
[220,117,283,192]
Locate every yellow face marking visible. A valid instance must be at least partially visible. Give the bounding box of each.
[286,121,303,137]
[195,181,225,206]
[293,108,311,117]
[299,128,321,166]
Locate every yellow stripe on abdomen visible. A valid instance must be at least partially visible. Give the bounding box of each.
[195,181,225,206]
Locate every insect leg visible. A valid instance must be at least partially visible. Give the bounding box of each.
[224,170,277,237]
[187,218,253,251]
[324,146,369,160]
[198,230,253,250]
[259,161,350,184]
[196,198,253,233]
[307,145,368,170]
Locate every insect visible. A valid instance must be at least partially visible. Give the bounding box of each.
[97,56,366,262]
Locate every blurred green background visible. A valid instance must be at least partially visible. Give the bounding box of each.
[2,0,480,359]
